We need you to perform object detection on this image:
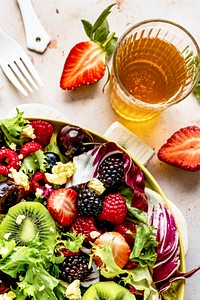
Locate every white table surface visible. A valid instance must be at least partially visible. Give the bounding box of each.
[1,1,200,299]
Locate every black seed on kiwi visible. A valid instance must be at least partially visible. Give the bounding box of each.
[0,202,57,247]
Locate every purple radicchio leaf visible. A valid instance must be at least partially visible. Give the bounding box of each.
[158,266,200,296]
[66,142,147,211]
[146,188,180,283]
[146,187,200,296]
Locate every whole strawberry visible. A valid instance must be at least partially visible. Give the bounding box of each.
[30,120,54,147]
[98,193,127,225]
[60,4,117,90]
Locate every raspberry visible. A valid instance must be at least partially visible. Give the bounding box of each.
[98,154,125,190]
[59,254,92,283]
[98,193,127,225]
[20,141,42,158]
[30,120,54,147]
[115,219,136,246]
[31,171,50,191]
[70,216,101,243]
[59,248,81,257]
[77,188,103,216]
[0,148,20,176]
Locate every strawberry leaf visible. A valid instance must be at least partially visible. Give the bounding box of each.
[194,81,200,101]
[91,4,116,35]
[104,35,117,56]
[94,19,109,43]
[81,19,93,39]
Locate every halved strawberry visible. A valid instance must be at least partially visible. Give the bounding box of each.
[93,231,131,269]
[157,126,200,171]
[60,41,106,90]
[47,188,78,226]
[60,4,117,90]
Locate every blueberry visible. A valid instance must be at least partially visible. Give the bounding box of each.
[45,152,60,172]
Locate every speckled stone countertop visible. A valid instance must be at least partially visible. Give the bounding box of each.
[1,1,200,299]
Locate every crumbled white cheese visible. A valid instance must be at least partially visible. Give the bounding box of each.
[35,188,44,198]
[9,143,16,151]
[88,178,105,195]
[22,125,36,139]
[50,227,55,233]
[90,230,101,239]
[65,280,81,300]
[38,285,45,292]
[3,232,11,240]
[8,168,30,190]
[0,291,16,300]
[45,162,76,185]
[18,154,23,160]
[16,214,26,225]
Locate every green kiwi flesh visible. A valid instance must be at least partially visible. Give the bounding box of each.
[82,281,136,299]
[0,202,57,246]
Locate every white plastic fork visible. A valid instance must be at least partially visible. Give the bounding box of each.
[0,28,43,96]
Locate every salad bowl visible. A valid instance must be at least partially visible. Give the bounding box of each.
[0,114,187,299]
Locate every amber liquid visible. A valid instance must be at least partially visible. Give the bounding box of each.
[110,37,188,120]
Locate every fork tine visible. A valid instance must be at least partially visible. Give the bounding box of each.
[21,53,43,87]
[1,62,28,96]
[9,61,34,93]
[15,58,39,90]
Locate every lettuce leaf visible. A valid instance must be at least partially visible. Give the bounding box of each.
[129,224,158,268]
[90,242,159,299]
[20,150,48,175]
[0,238,63,299]
[0,109,29,147]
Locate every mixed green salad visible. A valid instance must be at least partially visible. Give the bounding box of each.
[0,110,199,300]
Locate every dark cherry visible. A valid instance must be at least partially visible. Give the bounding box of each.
[0,181,25,214]
[45,152,60,172]
[57,125,94,159]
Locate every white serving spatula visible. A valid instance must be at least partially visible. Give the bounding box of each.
[17,0,51,53]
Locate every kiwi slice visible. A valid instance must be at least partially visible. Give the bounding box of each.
[82,281,136,299]
[0,202,57,247]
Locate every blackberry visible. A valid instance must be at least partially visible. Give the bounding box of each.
[98,154,125,190]
[77,188,103,216]
[59,254,92,283]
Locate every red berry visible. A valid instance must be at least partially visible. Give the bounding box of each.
[93,232,131,269]
[115,219,136,246]
[70,216,101,243]
[30,120,54,147]
[98,193,127,225]
[31,171,50,191]
[157,126,200,171]
[47,188,78,227]
[60,41,106,90]
[20,141,42,158]
[0,148,20,176]
[58,248,81,257]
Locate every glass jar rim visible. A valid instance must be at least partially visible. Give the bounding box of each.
[112,18,200,109]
